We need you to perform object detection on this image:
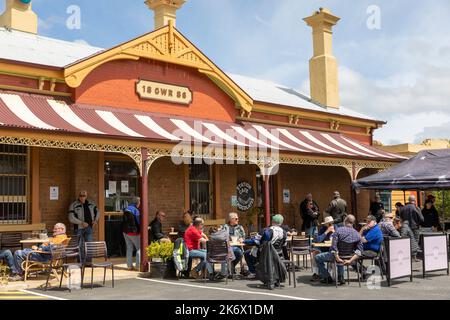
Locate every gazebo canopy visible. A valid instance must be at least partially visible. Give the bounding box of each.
[353,149,450,190]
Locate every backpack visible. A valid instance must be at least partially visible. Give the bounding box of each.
[122,209,139,234]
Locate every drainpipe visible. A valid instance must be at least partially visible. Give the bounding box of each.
[140,148,149,272]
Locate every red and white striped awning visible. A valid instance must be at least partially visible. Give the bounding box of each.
[0,91,406,161]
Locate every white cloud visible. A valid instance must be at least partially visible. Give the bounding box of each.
[72,39,90,46]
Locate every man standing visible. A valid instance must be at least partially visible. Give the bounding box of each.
[68,190,99,256]
[369,194,384,223]
[300,193,319,231]
[122,196,141,271]
[400,195,424,243]
[324,191,347,227]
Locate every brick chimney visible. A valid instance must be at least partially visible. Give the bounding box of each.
[145,0,186,30]
[303,8,340,109]
[0,0,38,34]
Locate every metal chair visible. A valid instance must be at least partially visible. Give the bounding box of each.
[0,233,23,252]
[280,258,296,288]
[357,243,386,280]
[44,245,66,290]
[82,241,114,289]
[331,241,361,288]
[64,234,81,262]
[204,240,231,284]
[290,237,312,270]
[23,237,71,282]
[59,247,83,292]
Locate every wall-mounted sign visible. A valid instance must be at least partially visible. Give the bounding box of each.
[50,186,59,201]
[136,79,192,105]
[236,181,255,211]
[283,189,290,204]
[231,195,238,207]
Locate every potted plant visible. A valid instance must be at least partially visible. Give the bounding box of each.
[243,206,261,233]
[145,242,176,279]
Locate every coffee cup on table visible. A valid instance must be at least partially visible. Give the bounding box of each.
[170,227,175,233]
[230,236,238,243]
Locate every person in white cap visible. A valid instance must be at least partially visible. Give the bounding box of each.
[310,216,336,282]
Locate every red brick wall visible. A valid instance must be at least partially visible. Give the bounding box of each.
[39,149,100,238]
[277,164,353,230]
[39,148,71,232]
[148,157,185,232]
[75,59,238,122]
[218,164,237,220]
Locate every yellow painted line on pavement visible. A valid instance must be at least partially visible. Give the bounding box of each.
[0,296,47,300]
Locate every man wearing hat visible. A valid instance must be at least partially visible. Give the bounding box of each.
[324,191,347,227]
[310,216,336,282]
[379,210,400,237]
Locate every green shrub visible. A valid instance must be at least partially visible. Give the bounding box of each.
[146,241,174,262]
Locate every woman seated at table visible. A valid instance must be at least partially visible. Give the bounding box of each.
[178,210,193,238]
[310,216,335,282]
[13,223,69,279]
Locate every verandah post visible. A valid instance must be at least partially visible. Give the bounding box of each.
[140,147,149,272]
[264,174,271,227]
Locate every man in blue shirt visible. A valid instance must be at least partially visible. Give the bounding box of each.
[360,215,383,258]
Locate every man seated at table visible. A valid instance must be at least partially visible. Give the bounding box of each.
[221,212,246,277]
[358,215,384,278]
[243,214,287,279]
[13,223,69,278]
[149,211,171,243]
[379,211,401,238]
[310,216,335,282]
[0,249,21,281]
[315,215,363,285]
[359,215,384,258]
[183,217,213,279]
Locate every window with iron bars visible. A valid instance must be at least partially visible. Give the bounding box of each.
[0,144,29,224]
[189,163,213,220]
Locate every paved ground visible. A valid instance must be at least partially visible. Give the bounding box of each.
[21,261,450,300]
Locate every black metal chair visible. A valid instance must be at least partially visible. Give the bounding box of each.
[290,237,312,270]
[64,234,81,263]
[204,240,232,284]
[330,241,361,288]
[0,232,23,252]
[280,258,296,288]
[82,241,114,289]
[357,242,386,280]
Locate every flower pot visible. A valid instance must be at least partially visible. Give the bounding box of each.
[149,259,177,279]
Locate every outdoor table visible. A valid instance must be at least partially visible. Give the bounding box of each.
[20,238,48,245]
[312,241,332,248]
[230,242,245,247]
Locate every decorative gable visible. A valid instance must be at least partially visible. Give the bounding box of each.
[64,21,252,113]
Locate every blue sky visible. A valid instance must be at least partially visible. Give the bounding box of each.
[4,0,450,145]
